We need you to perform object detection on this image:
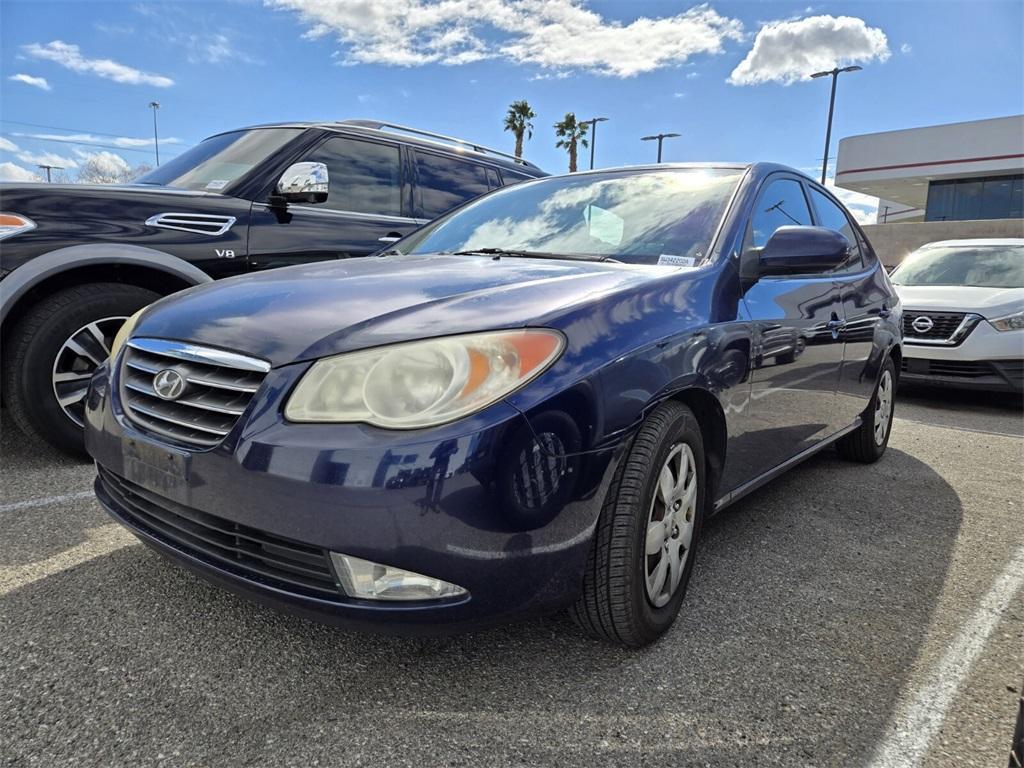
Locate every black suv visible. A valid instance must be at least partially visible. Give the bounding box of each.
[0,119,545,455]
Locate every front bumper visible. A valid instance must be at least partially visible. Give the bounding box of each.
[85,361,621,634]
[901,320,1024,392]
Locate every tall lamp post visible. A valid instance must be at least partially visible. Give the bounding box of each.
[810,65,861,184]
[37,164,64,183]
[148,101,161,166]
[640,132,680,163]
[581,117,609,170]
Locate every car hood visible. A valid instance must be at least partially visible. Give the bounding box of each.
[134,254,675,366]
[894,284,1024,319]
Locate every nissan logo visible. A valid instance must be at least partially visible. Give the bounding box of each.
[911,316,934,334]
[153,369,186,401]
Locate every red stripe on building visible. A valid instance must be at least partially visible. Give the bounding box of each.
[837,153,1024,176]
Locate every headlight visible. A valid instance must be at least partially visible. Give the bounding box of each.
[108,308,146,362]
[989,310,1024,332]
[0,212,36,240]
[285,329,564,428]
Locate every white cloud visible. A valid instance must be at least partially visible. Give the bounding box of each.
[672,92,686,98]
[900,42,912,55]
[23,40,174,87]
[0,137,19,152]
[75,150,134,184]
[14,132,181,148]
[15,150,79,169]
[267,0,744,77]
[828,181,878,225]
[729,15,889,86]
[8,73,51,91]
[0,162,41,182]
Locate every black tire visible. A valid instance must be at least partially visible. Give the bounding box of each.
[2,283,159,458]
[570,401,706,647]
[836,355,897,463]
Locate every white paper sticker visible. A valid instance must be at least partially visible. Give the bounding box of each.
[205,179,228,190]
[657,254,696,268]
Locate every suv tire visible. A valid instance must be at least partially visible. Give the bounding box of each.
[3,283,158,458]
[570,401,705,647]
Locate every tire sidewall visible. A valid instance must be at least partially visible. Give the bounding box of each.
[627,407,706,639]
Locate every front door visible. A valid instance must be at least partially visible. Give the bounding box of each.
[738,175,846,479]
[247,135,423,271]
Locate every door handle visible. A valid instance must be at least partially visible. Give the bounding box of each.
[826,319,845,330]
[377,236,401,244]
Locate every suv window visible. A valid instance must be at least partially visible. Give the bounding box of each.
[748,178,812,248]
[415,152,492,218]
[500,169,533,186]
[809,186,863,272]
[303,137,403,216]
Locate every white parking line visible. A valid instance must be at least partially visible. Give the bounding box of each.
[0,490,95,513]
[868,544,1024,768]
[0,524,137,595]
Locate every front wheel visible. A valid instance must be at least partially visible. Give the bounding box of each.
[836,355,897,463]
[570,401,706,647]
[2,283,159,457]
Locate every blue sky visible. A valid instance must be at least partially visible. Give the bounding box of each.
[1,0,1022,221]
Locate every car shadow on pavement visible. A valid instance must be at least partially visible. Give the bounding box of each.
[0,446,961,767]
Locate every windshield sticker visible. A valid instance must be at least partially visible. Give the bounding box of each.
[658,254,696,268]
[205,180,228,190]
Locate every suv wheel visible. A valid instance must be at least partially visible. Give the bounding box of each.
[570,401,706,647]
[3,283,158,457]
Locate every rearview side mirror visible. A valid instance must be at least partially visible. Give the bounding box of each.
[758,226,850,276]
[271,162,329,205]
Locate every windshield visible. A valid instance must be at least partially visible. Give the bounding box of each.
[136,128,303,192]
[891,244,1024,288]
[399,168,744,266]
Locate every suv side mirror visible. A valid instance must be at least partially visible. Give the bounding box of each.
[271,162,329,205]
[758,226,850,276]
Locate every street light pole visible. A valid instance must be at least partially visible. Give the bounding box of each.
[149,101,161,166]
[640,132,681,163]
[810,65,861,185]
[37,164,64,182]
[581,117,608,169]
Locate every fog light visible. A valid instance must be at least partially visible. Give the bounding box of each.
[330,552,467,601]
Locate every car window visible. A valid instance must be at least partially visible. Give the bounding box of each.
[748,178,812,249]
[890,245,1024,288]
[302,137,402,216]
[809,187,863,272]
[500,169,533,186]
[415,152,492,218]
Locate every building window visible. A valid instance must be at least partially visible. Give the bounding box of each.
[925,174,1024,221]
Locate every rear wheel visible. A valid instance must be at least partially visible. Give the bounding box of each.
[836,355,896,463]
[570,401,705,647]
[2,283,158,457]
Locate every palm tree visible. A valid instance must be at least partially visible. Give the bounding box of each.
[503,100,536,159]
[554,113,589,173]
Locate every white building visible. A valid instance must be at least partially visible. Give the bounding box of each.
[835,115,1024,264]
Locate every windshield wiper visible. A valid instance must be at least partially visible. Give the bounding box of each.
[451,247,620,263]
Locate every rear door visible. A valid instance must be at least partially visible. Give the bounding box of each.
[247,134,424,271]
[739,175,846,478]
[411,150,496,220]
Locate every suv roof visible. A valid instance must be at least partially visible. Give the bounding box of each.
[215,119,545,175]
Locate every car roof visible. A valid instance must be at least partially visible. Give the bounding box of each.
[918,238,1024,248]
[561,161,812,181]
[209,120,546,175]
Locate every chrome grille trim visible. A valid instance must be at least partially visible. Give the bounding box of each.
[144,212,237,236]
[120,338,268,449]
[902,311,982,346]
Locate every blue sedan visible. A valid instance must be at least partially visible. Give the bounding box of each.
[85,163,902,647]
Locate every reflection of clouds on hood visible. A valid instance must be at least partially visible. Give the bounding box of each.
[457,171,741,262]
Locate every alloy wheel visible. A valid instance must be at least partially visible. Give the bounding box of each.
[644,442,698,608]
[51,316,126,427]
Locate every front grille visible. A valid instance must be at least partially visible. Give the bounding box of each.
[120,338,269,449]
[903,311,965,341]
[97,465,341,600]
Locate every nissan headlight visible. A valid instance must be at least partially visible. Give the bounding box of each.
[989,310,1024,332]
[285,329,564,428]
[108,307,146,362]
[0,213,36,240]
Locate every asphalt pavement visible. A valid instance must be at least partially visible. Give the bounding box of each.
[1,389,1021,767]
